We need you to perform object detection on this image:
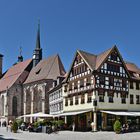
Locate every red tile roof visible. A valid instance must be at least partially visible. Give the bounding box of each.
[0,59,32,92]
[24,54,66,84]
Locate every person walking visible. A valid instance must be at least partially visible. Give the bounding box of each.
[72,121,75,131]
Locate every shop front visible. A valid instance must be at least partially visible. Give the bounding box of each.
[99,111,140,131]
[58,110,93,131]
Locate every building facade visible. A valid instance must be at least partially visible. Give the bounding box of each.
[62,46,140,131]
[48,76,65,115]
[23,55,66,122]
[0,59,32,125]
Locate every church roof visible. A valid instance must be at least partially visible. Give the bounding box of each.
[24,54,66,84]
[0,59,32,92]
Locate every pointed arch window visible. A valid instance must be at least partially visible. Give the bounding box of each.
[1,95,4,116]
[12,96,17,116]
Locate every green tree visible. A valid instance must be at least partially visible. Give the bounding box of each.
[113,120,121,134]
[12,121,18,133]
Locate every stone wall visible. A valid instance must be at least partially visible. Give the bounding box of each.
[23,80,54,119]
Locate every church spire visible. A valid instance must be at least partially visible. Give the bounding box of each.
[18,46,23,62]
[36,20,41,49]
[33,20,42,67]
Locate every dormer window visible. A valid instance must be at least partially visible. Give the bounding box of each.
[36,69,41,74]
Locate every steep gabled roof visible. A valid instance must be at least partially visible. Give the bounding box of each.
[0,59,32,92]
[78,50,96,70]
[125,61,140,74]
[95,47,113,70]
[125,61,140,80]
[24,54,66,84]
[65,46,130,81]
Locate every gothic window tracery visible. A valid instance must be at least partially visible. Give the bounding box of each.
[12,96,17,116]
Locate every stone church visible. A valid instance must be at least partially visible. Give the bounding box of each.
[0,23,66,124]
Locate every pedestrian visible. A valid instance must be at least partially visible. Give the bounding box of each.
[6,123,8,132]
[72,121,75,131]
[91,122,94,132]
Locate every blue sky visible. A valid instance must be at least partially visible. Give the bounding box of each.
[0,0,140,72]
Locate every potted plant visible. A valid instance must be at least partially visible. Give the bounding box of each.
[113,120,121,134]
[12,121,18,133]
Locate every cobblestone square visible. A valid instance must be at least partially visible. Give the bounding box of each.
[0,127,140,140]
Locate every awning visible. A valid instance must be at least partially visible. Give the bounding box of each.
[101,110,140,116]
[54,109,92,117]
[18,112,53,118]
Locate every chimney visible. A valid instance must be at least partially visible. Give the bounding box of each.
[0,54,3,77]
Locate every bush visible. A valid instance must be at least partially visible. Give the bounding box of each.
[113,120,121,134]
[57,120,64,126]
[16,119,23,127]
[34,121,39,128]
[12,121,18,133]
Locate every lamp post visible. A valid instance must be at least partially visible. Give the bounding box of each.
[92,99,97,132]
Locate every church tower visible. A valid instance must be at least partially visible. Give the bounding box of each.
[33,21,42,67]
[0,54,3,77]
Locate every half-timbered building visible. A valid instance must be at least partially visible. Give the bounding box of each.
[62,46,140,131]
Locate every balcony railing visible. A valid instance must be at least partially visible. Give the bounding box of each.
[66,84,94,95]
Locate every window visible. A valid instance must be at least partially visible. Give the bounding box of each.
[12,96,17,116]
[86,77,91,86]
[136,95,140,104]
[1,95,4,116]
[81,94,85,104]
[80,80,84,88]
[136,82,139,90]
[122,79,126,88]
[87,92,92,103]
[130,94,134,104]
[99,76,105,85]
[82,64,85,72]
[108,92,114,103]
[64,85,67,92]
[99,94,104,102]
[74,82,78,89]
[107,64,120,73]
[98,90,104,102]
[109,77,114,86]
[65,98,68,106]
[75,96,79,105]
[111,53,117,61]
[69,84,72,91]
[121,98,126,104]
[121,92,126,104]
[70,97,73,105]
[130,82,133,89]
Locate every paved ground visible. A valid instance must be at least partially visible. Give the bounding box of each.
[0,127,140,140]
